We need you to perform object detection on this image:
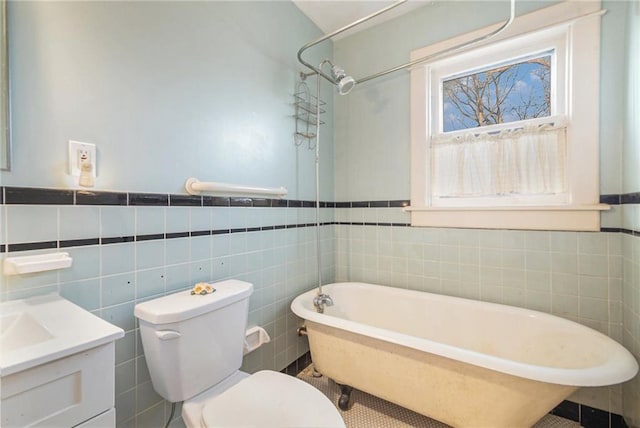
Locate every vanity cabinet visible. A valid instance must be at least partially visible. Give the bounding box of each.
[1,343,117,427]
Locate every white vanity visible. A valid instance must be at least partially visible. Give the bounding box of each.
[1,294,124,427]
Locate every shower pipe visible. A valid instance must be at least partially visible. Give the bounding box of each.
[310,63,333,313]
[297,0,516,87]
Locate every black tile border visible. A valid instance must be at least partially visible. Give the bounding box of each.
[621,192,640,204]
[204,196,230,207]
[0,222,407,253]
[101,236,135,245]
[136,233,165,242]
[600,194,621,205]
[5,187,74,205]
[0,221,636,254]
[536,400,629,427]
[166,232,190,239]
[0,186,403,209]
[281,351,312,377]
[230,197,252,207]
[601,227,622,233]
[129,193,169,206]
[550,400,580,422]
[252,198,271,207]
[169,194,202,207]
[0,187,422,209]
[332,200,410,208]
[621,228,640,237]
[611,413,630,428]
[1,186,639,252]
[6,218,627,253]
[59,238,100,248]
[8,241,58,252]
[75,190,128,206]
[1,186,637,209]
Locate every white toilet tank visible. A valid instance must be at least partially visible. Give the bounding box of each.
[134,280,253,403]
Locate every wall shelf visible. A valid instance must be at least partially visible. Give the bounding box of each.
[294,81,325,147]
[3,252,73,275]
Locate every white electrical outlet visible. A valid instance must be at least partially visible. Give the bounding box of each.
[68,140,96,177]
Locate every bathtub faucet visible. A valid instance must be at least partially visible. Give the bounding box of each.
[313,293,334,313]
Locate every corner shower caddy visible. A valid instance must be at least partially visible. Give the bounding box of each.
[294,79,325,148]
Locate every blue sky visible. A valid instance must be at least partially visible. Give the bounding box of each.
[443,55,551,132]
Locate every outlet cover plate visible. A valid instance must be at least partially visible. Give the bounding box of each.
[68,140,96,177]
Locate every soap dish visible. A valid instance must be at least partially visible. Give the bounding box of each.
[3,252,73,275]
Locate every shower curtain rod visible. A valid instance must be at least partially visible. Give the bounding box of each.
[297,0,515,86]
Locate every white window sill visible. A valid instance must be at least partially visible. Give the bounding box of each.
[405,204,609,231]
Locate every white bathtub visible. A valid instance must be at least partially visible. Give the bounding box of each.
[291,282,638,427]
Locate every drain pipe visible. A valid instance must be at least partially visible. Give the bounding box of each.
[297,325,308,336]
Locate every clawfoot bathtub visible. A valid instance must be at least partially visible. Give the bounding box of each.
[291,282,638,428]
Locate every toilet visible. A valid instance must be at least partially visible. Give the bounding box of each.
[134,279,345,428]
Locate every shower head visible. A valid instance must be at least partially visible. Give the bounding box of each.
[317,60,356,95]
[330,64,356,95]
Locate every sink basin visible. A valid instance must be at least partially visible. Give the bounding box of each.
[0,312,54,350]
[0,294,124,376]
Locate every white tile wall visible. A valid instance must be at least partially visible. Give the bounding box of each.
[1,200,636,424]
[335,210,629,415]
[0,203,335,427]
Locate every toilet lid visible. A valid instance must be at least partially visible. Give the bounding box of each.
[200,370,345,428]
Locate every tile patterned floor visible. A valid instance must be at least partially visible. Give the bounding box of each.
[297,365,581,428]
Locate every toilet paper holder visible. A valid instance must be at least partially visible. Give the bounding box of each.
[243,326,271,355]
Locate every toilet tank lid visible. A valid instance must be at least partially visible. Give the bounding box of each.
[134,280,253,325]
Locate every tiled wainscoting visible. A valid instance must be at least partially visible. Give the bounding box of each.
[333,199,640,426]
[335,222,626,417]
[1,186,638,427]
[0,187,335,427]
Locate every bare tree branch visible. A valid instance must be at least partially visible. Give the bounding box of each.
[443,56,551,131]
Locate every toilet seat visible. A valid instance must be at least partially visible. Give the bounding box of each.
[199,370,345,428]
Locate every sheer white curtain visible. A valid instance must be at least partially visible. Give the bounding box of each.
[431,118,567,198]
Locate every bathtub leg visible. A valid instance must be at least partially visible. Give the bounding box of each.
[337,384,353,410]
[312,365,323,378]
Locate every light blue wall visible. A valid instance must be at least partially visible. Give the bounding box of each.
[2,0,334,199]
[0,2,334,427]
[333,0,624,201]
[334,1,562,201]
[623,0,640,195]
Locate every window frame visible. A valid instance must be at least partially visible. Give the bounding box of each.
[408,1,608,231]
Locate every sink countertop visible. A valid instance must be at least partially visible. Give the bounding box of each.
[0,294,125,376]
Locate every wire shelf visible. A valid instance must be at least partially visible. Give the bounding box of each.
[294,81,326,148]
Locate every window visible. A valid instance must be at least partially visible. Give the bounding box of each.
[409,1,607,231]
[442,52,552,132]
